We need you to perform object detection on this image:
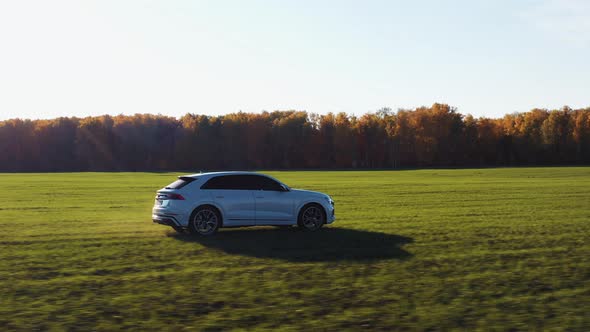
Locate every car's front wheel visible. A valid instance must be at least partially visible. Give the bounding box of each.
[188,205,221,236]
[297,204,325,231]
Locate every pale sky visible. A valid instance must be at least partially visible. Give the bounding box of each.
[0,0,589,120]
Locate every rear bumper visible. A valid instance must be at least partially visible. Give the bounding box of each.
[152,214,182,227]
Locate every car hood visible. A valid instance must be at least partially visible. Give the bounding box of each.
[290,188,328,198]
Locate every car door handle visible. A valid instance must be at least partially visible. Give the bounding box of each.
[215,196,224,199]
[256,196,264,199]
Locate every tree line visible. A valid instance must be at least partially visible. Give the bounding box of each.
[1,103,589,172]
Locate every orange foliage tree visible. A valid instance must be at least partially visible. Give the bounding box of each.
[1,104,589,171]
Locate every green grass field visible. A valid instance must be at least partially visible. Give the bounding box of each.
[1,168,589,331]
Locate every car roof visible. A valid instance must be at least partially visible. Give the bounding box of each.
[182,171,266,179]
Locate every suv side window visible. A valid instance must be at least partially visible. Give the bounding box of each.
[248,175,283,191]
[201,176,227,189]
[201,175,253,190]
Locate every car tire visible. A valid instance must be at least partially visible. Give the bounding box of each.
[275,225,293,230]
[297,203,325,232]
[171,225,186,234]
[188,205,221,236]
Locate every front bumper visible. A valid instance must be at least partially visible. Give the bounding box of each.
[326,205,336,224]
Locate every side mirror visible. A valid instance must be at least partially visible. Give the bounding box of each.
[280,184,290,192]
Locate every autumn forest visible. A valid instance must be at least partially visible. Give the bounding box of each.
[1,103,589,172]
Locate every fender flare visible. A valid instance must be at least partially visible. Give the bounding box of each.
[189,201,226,226]
[295,200,328,221]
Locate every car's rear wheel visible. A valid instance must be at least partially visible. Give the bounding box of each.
[188,206,221,236]
[297,204,325,231]
[171,225,186,234]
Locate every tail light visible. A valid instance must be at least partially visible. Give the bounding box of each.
[157,193,185,200]
[167,193,185,200]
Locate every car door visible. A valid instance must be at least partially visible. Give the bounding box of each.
[201,175,255,226]
[248,175,294,225]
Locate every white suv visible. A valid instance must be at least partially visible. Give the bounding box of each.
[152,172,335,235]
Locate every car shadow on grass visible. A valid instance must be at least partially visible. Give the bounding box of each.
[168,227,413,262]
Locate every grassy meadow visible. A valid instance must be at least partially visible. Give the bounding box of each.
[1,168,589,330]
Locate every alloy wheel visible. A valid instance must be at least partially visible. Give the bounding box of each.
[301,206,324,230]
[192,209,219,235]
